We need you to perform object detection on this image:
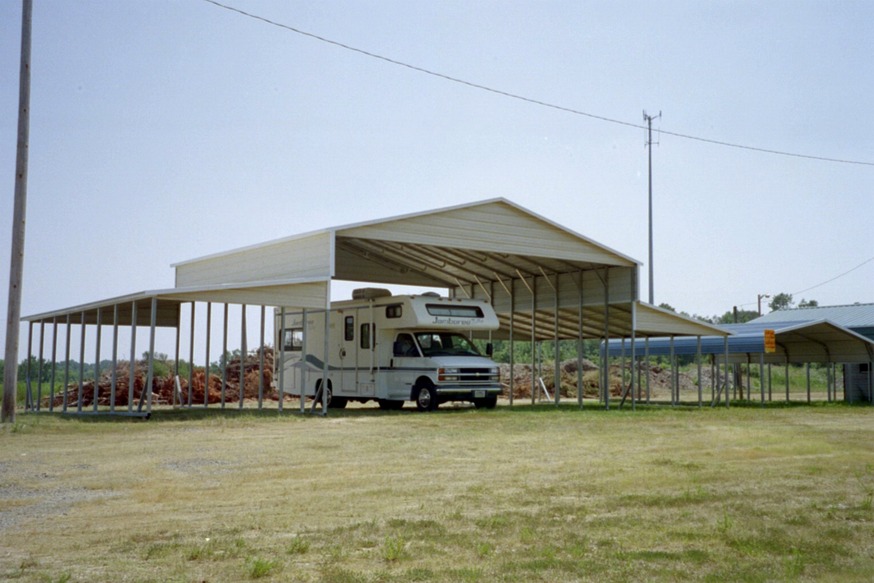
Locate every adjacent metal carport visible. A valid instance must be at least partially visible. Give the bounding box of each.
[22,198,727,416]
[607,320,874,405]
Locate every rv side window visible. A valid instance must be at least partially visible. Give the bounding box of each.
[360,323,372,349]
[283,329,303,352]
[426,304,484,318]
[386,304,402,319]
[344,316,354,341]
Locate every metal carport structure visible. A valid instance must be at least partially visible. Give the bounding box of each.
[22,198,727,415]
[606,320,874,405]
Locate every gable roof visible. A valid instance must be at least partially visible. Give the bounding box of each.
[27,198,722,339]
[172,198,639,290]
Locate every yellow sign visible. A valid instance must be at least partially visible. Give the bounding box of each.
[764,329,776,353]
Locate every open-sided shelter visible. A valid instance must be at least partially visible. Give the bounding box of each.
[607,305,874,404]
[23,198,728,415]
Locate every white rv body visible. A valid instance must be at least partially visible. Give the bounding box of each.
[274,289,502,411]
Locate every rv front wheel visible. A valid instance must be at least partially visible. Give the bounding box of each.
[415,384,438,412]
[474,395,498,409]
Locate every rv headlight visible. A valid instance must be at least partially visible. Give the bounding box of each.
[438,367,460,382]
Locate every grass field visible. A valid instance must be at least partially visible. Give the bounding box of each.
[1,403,873,582]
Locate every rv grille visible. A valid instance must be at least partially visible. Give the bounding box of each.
[458,368,499,382]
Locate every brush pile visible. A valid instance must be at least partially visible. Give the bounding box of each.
[501,359,715,401]
[47,347,276,408]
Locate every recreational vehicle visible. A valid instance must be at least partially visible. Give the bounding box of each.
[275,288,502,411]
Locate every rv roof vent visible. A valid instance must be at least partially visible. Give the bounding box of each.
[352,288,393,300]
[421,292,441,298]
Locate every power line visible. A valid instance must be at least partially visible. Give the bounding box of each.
[790,255,874,296]
[202,0,874,168]
[738,254,874,308]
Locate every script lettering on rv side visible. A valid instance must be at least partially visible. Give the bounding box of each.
[431,316,485,327]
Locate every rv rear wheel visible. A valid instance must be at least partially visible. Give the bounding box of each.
[378,399,404,411]
[314,380,333,408]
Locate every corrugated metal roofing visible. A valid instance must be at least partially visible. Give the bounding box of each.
[753,303,874,328]
[25,198,728,339]
[606,319,874,363]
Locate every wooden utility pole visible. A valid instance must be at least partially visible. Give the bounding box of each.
[3,0,33,423]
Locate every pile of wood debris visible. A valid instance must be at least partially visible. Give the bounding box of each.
[47,347,276,408]
[501,359,713,400]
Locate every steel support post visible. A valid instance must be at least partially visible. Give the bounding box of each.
[129,301,137,413]
[143,297,158,413]
[806,363,811,403]
[239,305,247,410]
[868,360,874,406]
[577,271,584,409]
[827,363,833,403]
[300,308,307,413]
[321,308,330,415]
[785,360,790,403]
[188,303,195,408]
[509,279,515,406]
[530,277,537,406]
[645,337,652,404]
[553,274,560,406]
[710,357,715,404]
[697,336,703,407]
[599,341,606,407]
[603,269,610,410]
[36,321,44,411]
[221,303,228,408]
[759,353,765,406]
[110,305,118,412]
[173,306,181,408]
[724,336,730,408]
[630,335,637,411]
[669,336,676,406]
[93,309,102,412]
[619,337,626,405]
[77,312,86,414]
[63,314,71,412]
[25,322,33,410]
[258,305,265,409]
[204,302,211,407]
[278,306,285,413]
[49,318,58,412]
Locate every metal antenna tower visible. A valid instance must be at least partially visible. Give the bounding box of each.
[643,110,661,305]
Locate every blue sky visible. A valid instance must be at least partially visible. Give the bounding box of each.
[1,1,872,359]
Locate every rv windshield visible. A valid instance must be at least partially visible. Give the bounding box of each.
[414,332,481,357]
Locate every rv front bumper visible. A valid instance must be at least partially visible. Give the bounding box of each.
[434,384,502,397]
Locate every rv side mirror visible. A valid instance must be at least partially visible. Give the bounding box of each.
[486,343,494,357]
[393,341,404,356]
